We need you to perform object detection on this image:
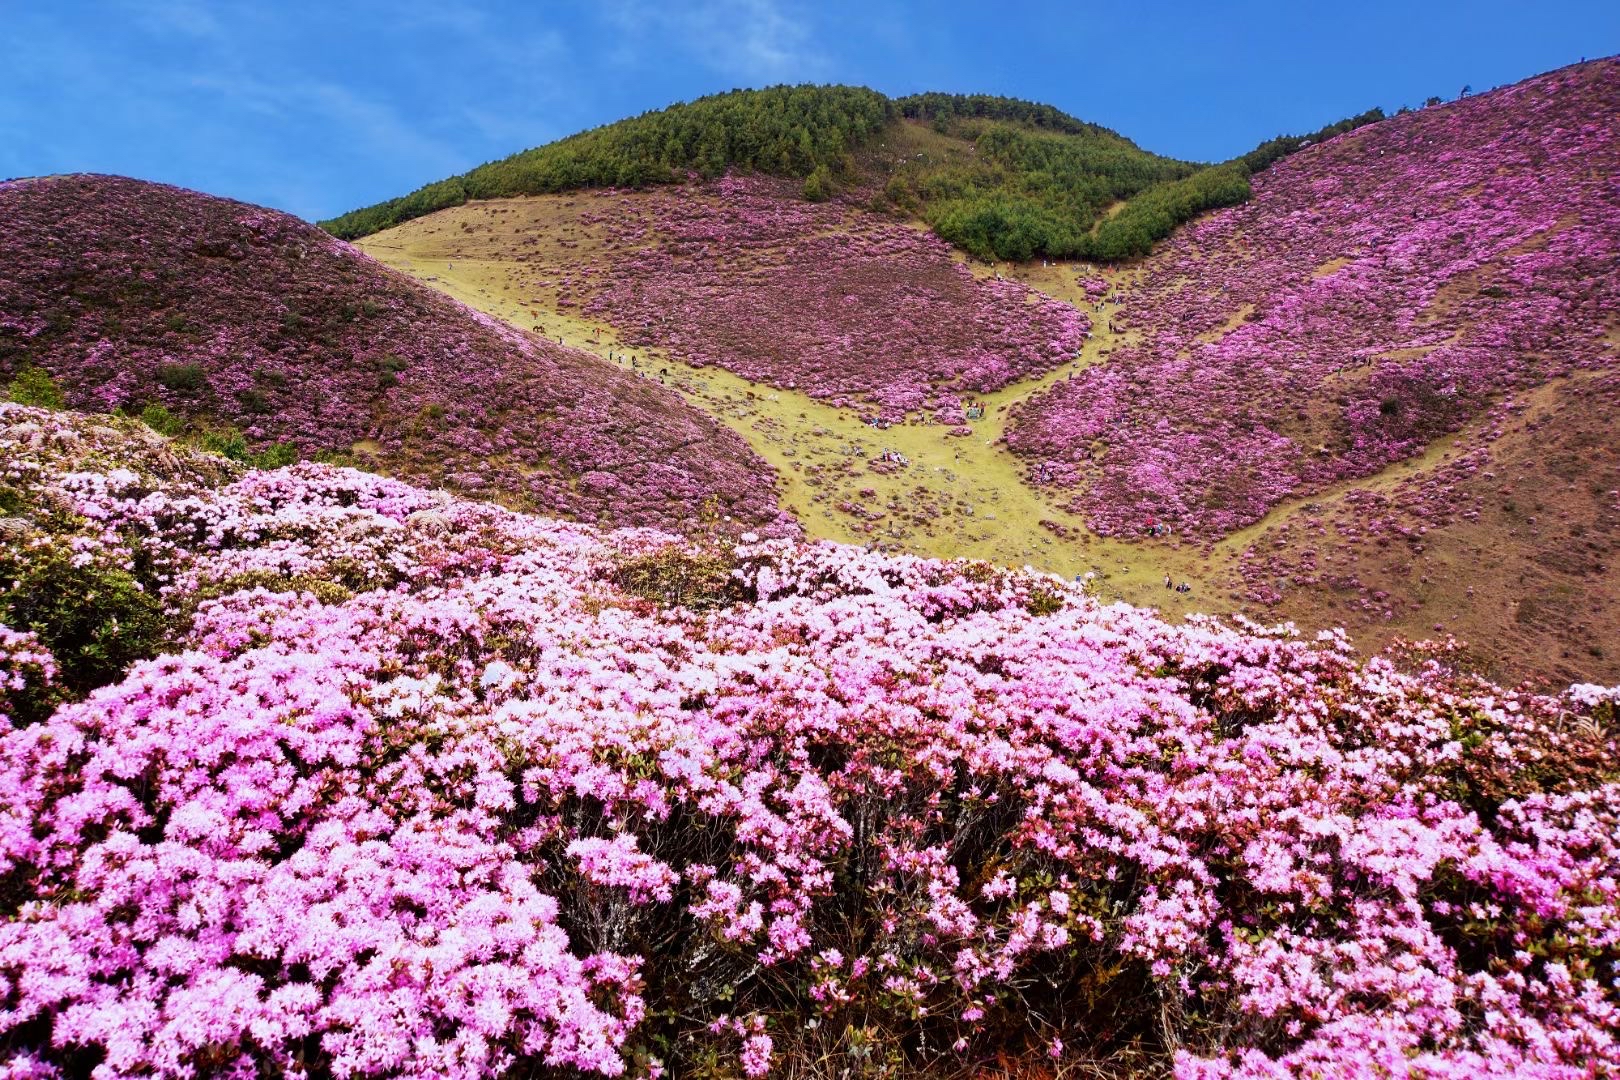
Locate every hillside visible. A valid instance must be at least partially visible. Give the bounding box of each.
[354,59,1620,687]
[321,84,1383,263]
[1,401,1616,1078]
[1004,57,1620,681]
[0,174,782,532]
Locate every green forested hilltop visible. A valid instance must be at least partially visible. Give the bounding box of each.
[320,86,896,239]
[320,83,1384,261]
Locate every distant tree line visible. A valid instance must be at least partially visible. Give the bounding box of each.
[1076,165,1253,261]
[1231,107,1387,174]
[894,92,1119,138]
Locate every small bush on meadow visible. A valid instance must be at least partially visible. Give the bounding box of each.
[802,164,835,202]
[138,402,185,436]
[5,366,64,409]
[235,387,271,414]
[192,425,297,468]
[155,361,207,393]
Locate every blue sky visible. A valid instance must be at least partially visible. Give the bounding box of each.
[3,1,1615,222]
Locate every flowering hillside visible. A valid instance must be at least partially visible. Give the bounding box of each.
[2,402,1616,1079]
[568,176,1091,418]
[1009,59,1620,539]
[0,175,781,532]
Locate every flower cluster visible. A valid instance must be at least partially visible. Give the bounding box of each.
[0,404,1615,1078]
[1009,59,1620,539]
[0,174,782,533]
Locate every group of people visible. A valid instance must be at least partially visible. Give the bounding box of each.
[1143,518,1173,537]
[1163,574,1192,594]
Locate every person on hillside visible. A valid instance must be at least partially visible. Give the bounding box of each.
[1164,574,1173,590]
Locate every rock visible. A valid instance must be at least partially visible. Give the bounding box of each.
[407,509,453,534]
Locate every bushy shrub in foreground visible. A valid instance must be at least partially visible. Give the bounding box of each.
[0,403,1615,1078]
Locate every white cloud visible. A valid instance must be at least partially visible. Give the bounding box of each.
[604,0,829,83]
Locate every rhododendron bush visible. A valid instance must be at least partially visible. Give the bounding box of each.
[1,403,1616,1079]
[0,175,780,533]
[1010,60,1620,539]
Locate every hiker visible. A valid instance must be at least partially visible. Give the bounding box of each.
[1165,574,1173,590]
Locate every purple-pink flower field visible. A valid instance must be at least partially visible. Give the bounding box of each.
[1,404,1616,1078]
[1008,59,1620,540]
[560,176,1090,419]
[0,175,781,533]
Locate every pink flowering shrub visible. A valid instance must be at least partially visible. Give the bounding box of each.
[566,176,1089,419]
[0,175,781,533]
[0,403,1616,1078]
[1010,60,1620,539]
